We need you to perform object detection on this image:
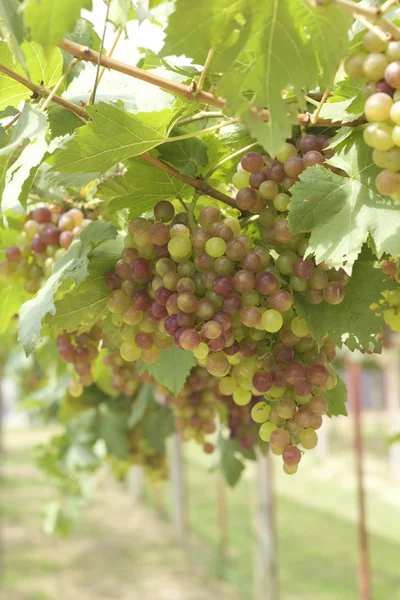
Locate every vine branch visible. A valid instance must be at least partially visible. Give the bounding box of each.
[139,152,238,209]
[0,65,88,121]
[59,38,354,128]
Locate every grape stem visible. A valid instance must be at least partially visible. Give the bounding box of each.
[381,0,399,13]
[310,72,336,126]
[196,47,215,94]
[355,14,391,43]
[0,64,88,121]
[188,190,201,231]
[88,27,123,106]
[140,152,239,210]
[88,0,111,106]
[331,0,381,17]
[176,111,225,127]
[205,142,260,180]
[40,58,80,113]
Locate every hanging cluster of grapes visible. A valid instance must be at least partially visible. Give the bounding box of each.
[102,191,341,473]
[232,143,350,307]
[56,323,102,393]
[374,256,400,331]
[0,205,92,294]
[163,368,218,453]
[219,393,258,452]
[344,31,400,197]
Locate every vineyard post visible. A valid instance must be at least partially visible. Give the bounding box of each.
[169,433,189,545]
[253,450,279,600]
[347,357,372,600]
[127,465,144,503]
[382,347,400,483]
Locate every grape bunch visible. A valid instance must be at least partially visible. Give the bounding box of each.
[219,393,258,452]
[247,335,336,474]
[344,31,400,198]
[56,323,102,393]
[101,351,153,395]
[164,368,218,453]
[374,256,400,331]
[232,144,350,307]
[0,205,92,294]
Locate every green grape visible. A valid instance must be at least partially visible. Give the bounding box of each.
[167,236,192,258]
[373,147,400,171]
[232,171,250,189]
[363,123,394,151]
[291,317,308,337]
[283,464,298,475]
[390,102,400,126]
[365,93,393,122]
[259,180,279,200]
[299,428,318,449]
[259,421,278,442]
[276,251,298,275]
[289,275,308,292]
[233,387,252,406]
[273,193,291,212]
[251,401,271,423]
[387,289,400,306]
[107,290,131,314]
[261,309,283,332]
[344,52,367,79]
[205,237,227,258]
[219,376,237,395]
[387,41,400,61]
[120,341,142,362]
[393,125,400,147]
[362,53,388,80]
[276,142,297,163]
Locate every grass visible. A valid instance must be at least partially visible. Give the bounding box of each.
[150,438,400,600]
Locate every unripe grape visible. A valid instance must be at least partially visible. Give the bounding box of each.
[299,428,318,449]
[205,237,227,258]
[232,171,250,189]
[154,200,174,222]
[251,401,271,423]
[363,53,388,80]
[385,61,400,89]
[107,290,131,314]
[308,395,329,415]
[206,352,229,377]
[276,143,297,163]
[233,387,252,406]
[363,123,394,151]
[323,281,345,305]
[365,92,393,122]
[262,309,283,332]
[273,193,290,212]
[375,169,400,195]
[387,41,400,61]
[363,30,388,53]
[283,464,298,475]
[193,342,209,360]
[344,52,367,79]
[259,421,278,442]
[168,236,192,258]
[259,180,279,200]
[120,341,141,362]
[277,398,296,420]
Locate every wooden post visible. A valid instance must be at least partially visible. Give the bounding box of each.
[216,475,228,569]
[347,358,372,600]
[169,433,188,545]
[127,465,144,502]
[382,347,400,483]
[253,450,279,600]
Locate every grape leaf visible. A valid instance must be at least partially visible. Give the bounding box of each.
[47,238,123,333]
[96,406,129,459]
[162,0,350,154]
[319,79,364,124]
[0,282,30,333]
[18,222,117,355]
[52,104,173,174]
[142,404,175,453]
[47,106,84,138]
[23,0,92,55]
[62,18,101,84]
[0,104,47,156]
[293,258,393,352]
[0,0,25,66]
[0,41,63,110]
[99,157,190,216]
[217,434,245,487]
[288,129,400,274]
[128,384,154,428]
[158,132,208,176]
[137,346,196,396]
[325,371,347,418]
[108,0,135,27]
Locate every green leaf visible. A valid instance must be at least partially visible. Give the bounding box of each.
[100,157,190,215]
[325,371,348,418]
[108,0,135,27]
[128,384,154,428]
[218,435,245,487]
[158,131,208,176]
[52,104,173,175]
[141,404,175,453]
[24,0,92,55]
[294,258,393,351]
[288,129,400,274]
[47,238,123,333]
[62,18,101,84]
[0,104,47,156]
[0,282,30,333]
[162,0,350,154]
[97,406,129,459]
[47,105,84,138]
[0,0,25,66]
[18,221,117,355]
[0,41,63,110]
[137,346,196,396]
[319,79,364,124]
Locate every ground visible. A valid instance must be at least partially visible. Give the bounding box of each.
[1,429,239,600]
